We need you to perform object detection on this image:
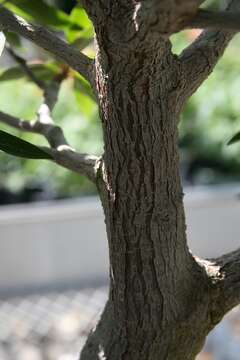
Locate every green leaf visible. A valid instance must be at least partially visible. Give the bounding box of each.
[0,62,60,83]
[0,130,53,159]
[227,131,240,145]
[74,76,97,116]
[4,31,21,48]
[1,0,83,32]
[74,75,95,101]
[70,6,92,29]
[74,89,95,117]
[67,6,94,43]
[73,37,93,51]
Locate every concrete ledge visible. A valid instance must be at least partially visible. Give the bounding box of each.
[0,185,239,295]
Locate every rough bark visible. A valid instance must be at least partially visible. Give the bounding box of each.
[79,10,226,360]
[211,249,240,316]
[1,1,240,359]
[188,9,240,32]
[78,1,240,359]
[180,0,240,100]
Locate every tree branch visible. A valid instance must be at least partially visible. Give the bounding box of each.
[48,146,100,182]
[5,44,69,110]
[179,0,240,100]
[0,108,68,148]
[194,247,240,329]
[210,249,240,318]
[0,6,95,84]
[188,9,240,32]
[133,0,204,36]
[0,41,98,182]
[0,109,99,182]
[6,44,45,90]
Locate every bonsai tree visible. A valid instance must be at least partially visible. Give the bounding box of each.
[0,1,240,359]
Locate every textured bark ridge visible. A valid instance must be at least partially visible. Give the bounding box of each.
[80,19,222,360]
[1,1,240,360]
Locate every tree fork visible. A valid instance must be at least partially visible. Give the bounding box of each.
[79,31,221,360]
[1,1,240,359]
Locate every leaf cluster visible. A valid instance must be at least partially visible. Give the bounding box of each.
[0,0,98,196]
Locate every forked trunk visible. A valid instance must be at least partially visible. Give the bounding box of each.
[0,3,238,360]
[80,36,215,360]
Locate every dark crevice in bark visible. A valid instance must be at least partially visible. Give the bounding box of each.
[80,28,217,360]
[79,2,240,359]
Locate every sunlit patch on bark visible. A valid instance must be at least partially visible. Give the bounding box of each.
[98,345,106,360]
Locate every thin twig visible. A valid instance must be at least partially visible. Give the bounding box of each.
[0,109,67,149]
[6,43,70,111]
[0,6,94,85]
[0,110,99,181]
[0,64,98,181]
[6,44,45,89]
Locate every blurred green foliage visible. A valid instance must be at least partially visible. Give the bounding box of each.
[0,0,240,199]
[0,78,102,196]
[172,31,240,184]
[0,0,101,197]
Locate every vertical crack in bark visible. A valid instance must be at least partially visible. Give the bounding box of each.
[80,5,219,359]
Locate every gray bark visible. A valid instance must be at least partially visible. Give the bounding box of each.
[79,7,230,359]
[1,1,240,359]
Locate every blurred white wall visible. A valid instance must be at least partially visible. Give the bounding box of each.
[0,185,239,294]
[185,185,240,258]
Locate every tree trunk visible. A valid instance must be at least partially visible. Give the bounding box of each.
[80,33,218,360]
[1,2,239,360]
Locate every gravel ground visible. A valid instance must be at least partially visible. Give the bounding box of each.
[0,287,107,360]
[0,287,239,360]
